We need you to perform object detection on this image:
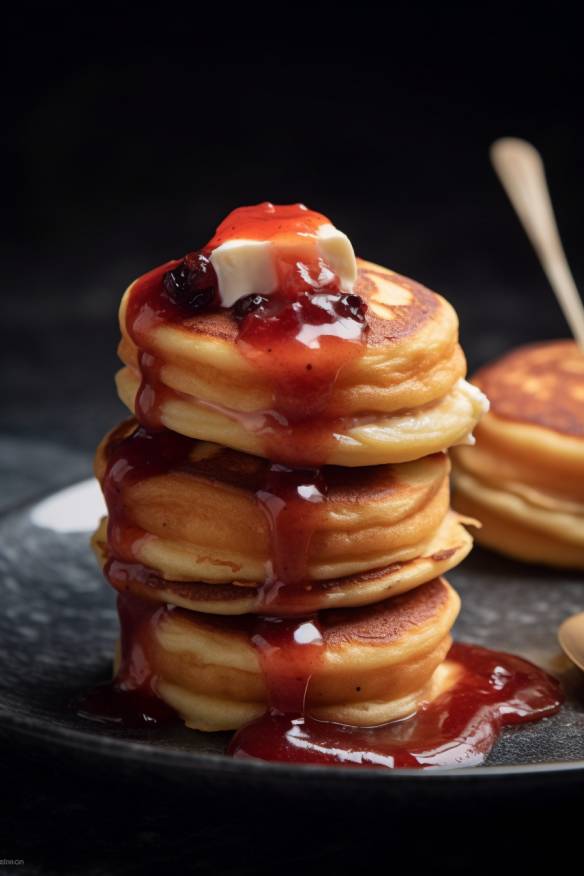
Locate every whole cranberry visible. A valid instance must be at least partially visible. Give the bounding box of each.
[233,294,270,320]
[163,251,218,312]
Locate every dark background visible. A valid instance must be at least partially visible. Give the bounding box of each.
[2,5,584,456]
[2,6,584,874]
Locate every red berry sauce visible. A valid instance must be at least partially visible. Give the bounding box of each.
[76,593,177,728]
[228,640,562,769]
[124,203,367,464]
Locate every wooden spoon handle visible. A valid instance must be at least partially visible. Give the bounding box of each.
[490,137,584,349]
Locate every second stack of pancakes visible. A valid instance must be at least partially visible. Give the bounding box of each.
[453,340,584,568]
[93,204,488,732]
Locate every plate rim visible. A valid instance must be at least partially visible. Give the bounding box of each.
[3,704,584,782]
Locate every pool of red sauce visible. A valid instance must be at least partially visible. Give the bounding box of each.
[80,203,563,764]
[228,640,562,768]
[124,203,367,464]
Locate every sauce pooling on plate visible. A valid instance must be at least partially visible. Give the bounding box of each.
[76,594,177,728]
[228,639,562,768]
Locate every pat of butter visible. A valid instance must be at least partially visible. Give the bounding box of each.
[316,224,357,293]
[210,224,357,308]
[210,239,278,309]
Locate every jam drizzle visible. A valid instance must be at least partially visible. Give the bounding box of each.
[124,203,368,463]
[76,593,177,728]
[95,424,199,723]
[102,422,194,564]
[237,448,561,767]
[255,465,327,607]
[235,288,365,463]
[91,420,333,726]
[228,641,562,769]
[207,202,332,247]
[124,261,182,431]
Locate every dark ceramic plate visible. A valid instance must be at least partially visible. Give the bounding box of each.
[1,479,584,799]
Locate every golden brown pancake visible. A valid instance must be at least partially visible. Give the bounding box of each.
[455,483,584,568]
[94,421,473,602]
[116,259,488,465]
[452,340,584,567]
[93,510,472,613]
[475,340,584,437]
[122,577,461,730]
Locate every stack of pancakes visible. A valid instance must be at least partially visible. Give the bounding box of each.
[93,258,488,731]
[453,340,584,568]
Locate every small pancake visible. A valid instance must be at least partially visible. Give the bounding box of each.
[116,259,487,465]
[453,432,584,503]
[452,340,584,568]
[474,340,584,437]
[93,510,473,613]
[94,422,459,584]
[454,469,584,569]
[121,577,460,730]
[460,341,584,494]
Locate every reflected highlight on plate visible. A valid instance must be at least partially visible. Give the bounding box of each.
[31,479,105,533]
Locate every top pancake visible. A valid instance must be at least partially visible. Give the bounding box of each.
[456,340,584,497]
[116,259,487,465]
[474,340,584,437]
[154,261,441,349]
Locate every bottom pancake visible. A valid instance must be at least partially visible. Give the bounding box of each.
[454,469,584,568]
[113,577,460,731]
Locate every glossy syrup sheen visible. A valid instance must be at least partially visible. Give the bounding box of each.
[101,423,194,563]
[228,640,563,769]
[93,423,333,724]
[255,465,326,608]
[124,204,367,464]
[207,202,331,246]
[100,422,339,612]
[76,593,177,728]
[124,262,181,430]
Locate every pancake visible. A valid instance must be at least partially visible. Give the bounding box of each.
[116,259,488,466]
[452,341,584,567]
[92,510,473,613]
[114,577,461,730]
[454,470,584,568]
[456,341,584,496]
[94,421,470,590]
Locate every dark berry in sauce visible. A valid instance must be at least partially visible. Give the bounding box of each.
[334,293,367,323]
[163,251,218,312]
[233,294,270,320]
